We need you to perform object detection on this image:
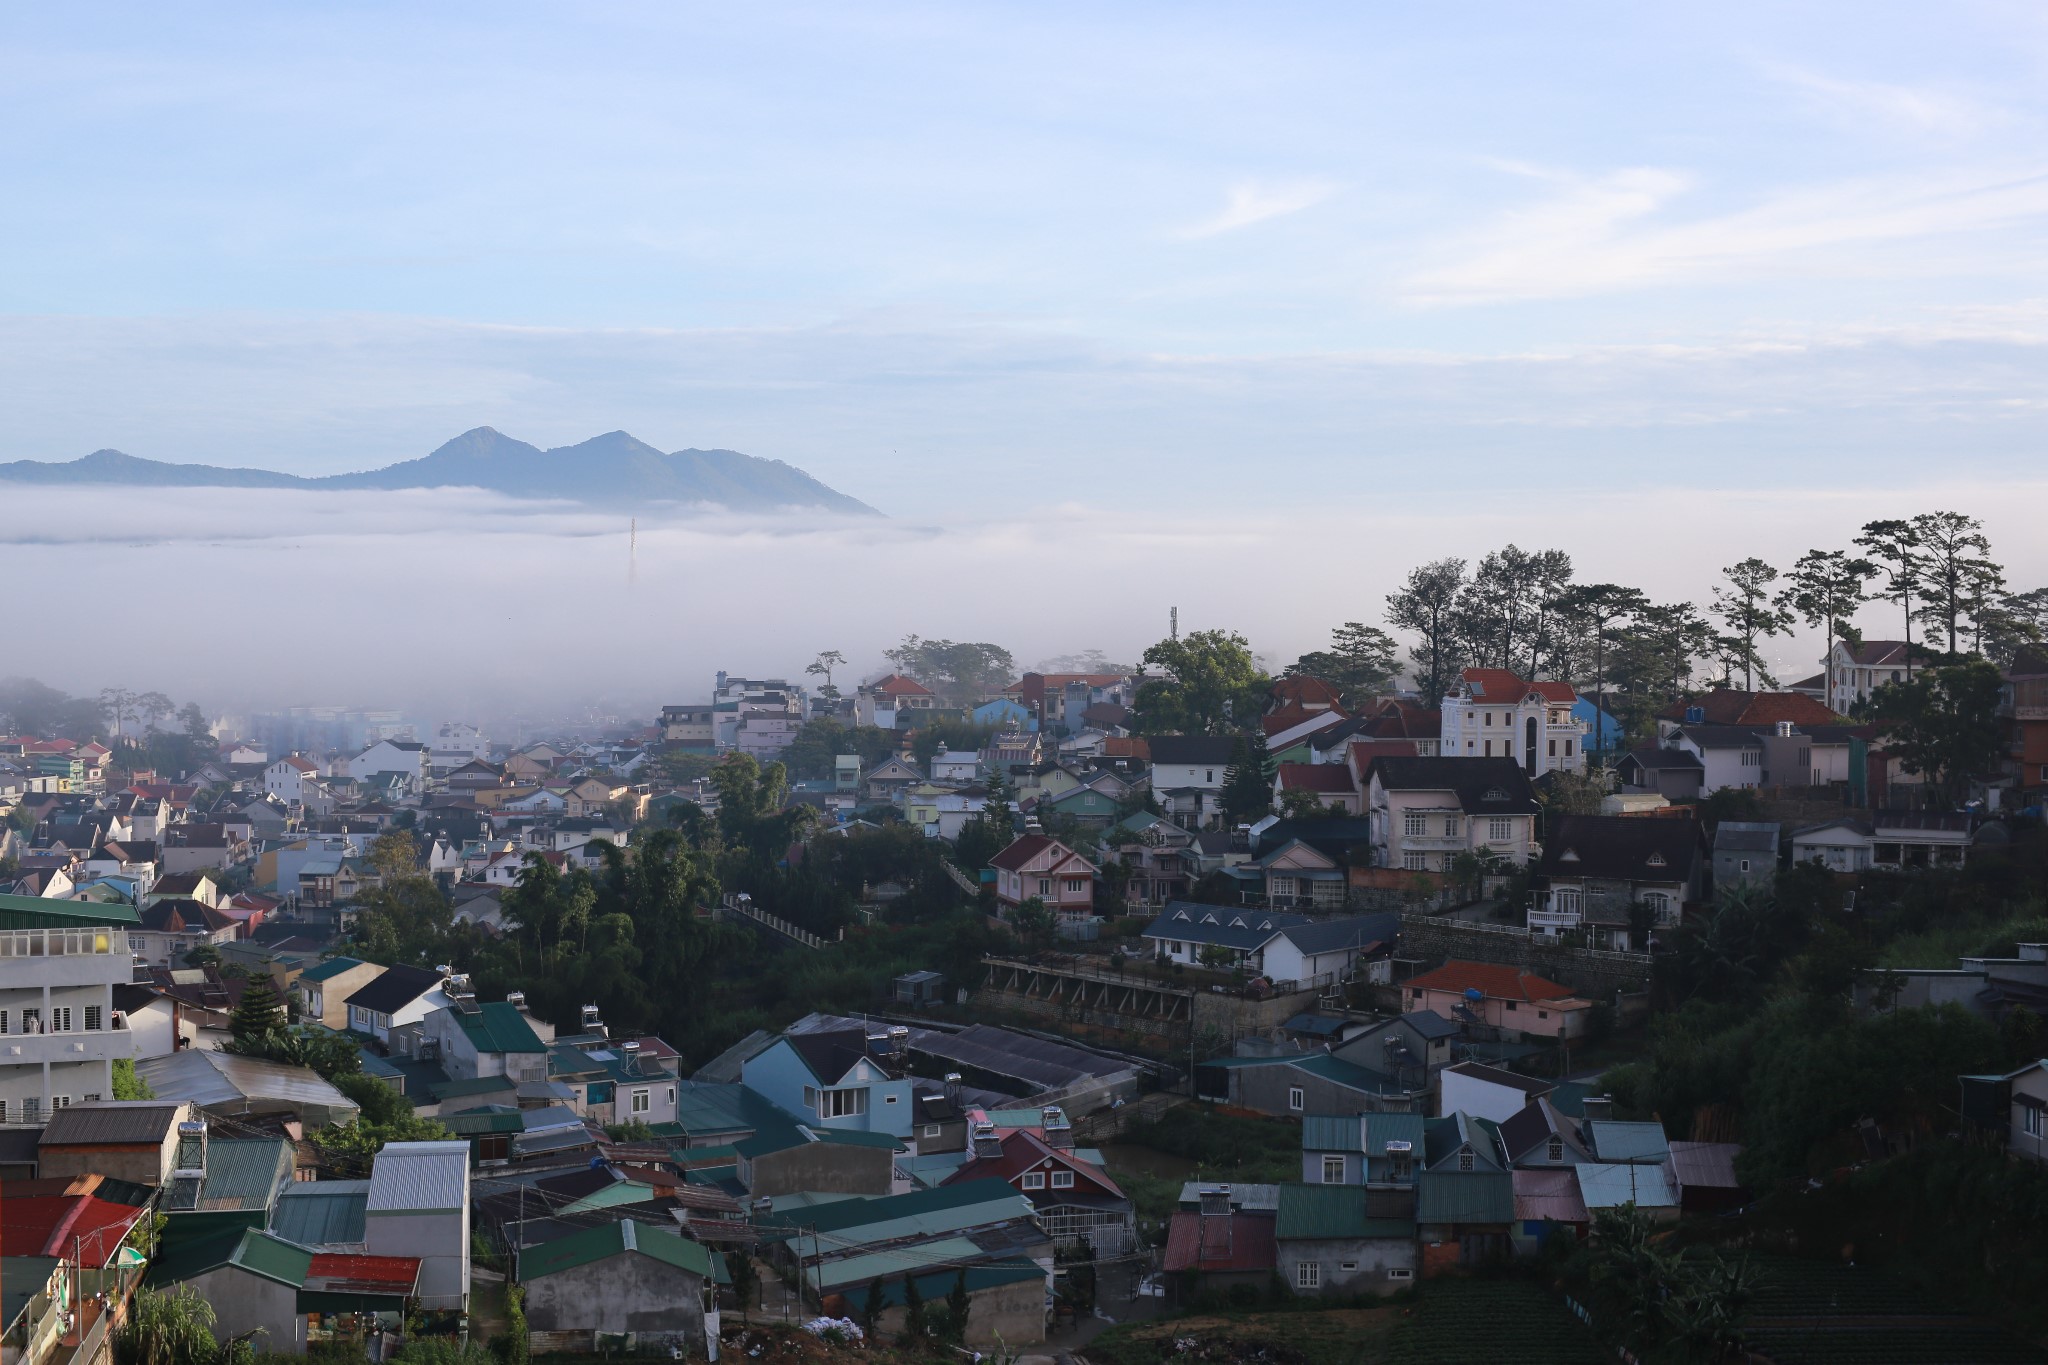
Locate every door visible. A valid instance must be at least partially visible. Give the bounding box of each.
[1524,717,1538,774]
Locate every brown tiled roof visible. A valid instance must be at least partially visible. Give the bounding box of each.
[1654,689,1843,727]
[1407,961,1575,1003]
[1275,763,1357,794]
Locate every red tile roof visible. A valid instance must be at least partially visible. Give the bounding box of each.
[1099,737,1150,760]
[0,1188,148,1261]
[1275,763,1357,794]
[1407,960,1576,1003]
[1269,676,1346,710]
[1460,669,1577,705]
[1654,689,1844,727]
[1163,1210,1277,1274]
[870,673,933,697]
[989,834,1054,871]
[944,1130,1125,1199]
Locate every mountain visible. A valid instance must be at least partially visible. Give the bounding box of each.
[0,427,880,515]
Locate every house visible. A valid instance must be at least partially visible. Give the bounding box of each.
[135,1049,361,1129]
[2001,647,2048,795]
[346,739,427,785]
[414,996,551,1083]
[988,835,1098,920]
[1300,1111,1424,1187]
[1401,962,1592,1040]
[861,754,924,804]
[1142,904,1399,989]
[1665,1141,1746,1213]
[1363,757,1541,875]
[1789,817,1874,872]
[1497,1096,1591,1170]
[1528,815,1705,949]
[1824,640,1926,713]
[518,1220,716,1356]
[945,1124,1135,1251]
[1224,837,1352,911]
[1654,689,1844,737]
[1007,672,1135,734]
[855,674,937,729]
[1438,670,1585,777]
[1574,1161,1679,1220]
[0,896,143,1125]
[1791,812,1975,871]
[1615,745,1706,802]
[1145,736,1238,828]
[38,1100,193,1185]
[264,756,319,804]
[739,1025,916,1138]
[1330,1011,1460,1091]
[928,744,980,785]
[1437,1062,1556,1123]
[365,1141,471,1312]
[344,964,453,1046]
[1415,1168,1515,1269]
[1273,1183,1417,1296]
[1511,1167,1588,1252]
[145,1228,420,1355]
[1713,821,1780,889]
[1665,726,1766,796]
[1272,763,1362,815]
[133,899,241,966]
[1163,1187,1277,1300]
[1196,1052,1415,1118]
[548,1030,682,1128]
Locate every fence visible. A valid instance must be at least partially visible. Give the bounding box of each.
[718,896,829,949]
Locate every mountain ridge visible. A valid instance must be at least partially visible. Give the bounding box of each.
[0,427,880,515]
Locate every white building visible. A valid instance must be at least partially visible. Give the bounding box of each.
[1825,640,1926,713]
[367,1141,472,1311]
[1362,756,1542,874]
[1437,669,1586,778]
[347,739,427,784]
[0,897,141,1125]
[263,755,318,804]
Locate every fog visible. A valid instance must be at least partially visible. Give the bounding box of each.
[5,479,2045,732]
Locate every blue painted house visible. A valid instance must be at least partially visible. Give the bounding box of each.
[972,699,1037,732]
[739,1026,917,1139]
[1571,700,1627,759]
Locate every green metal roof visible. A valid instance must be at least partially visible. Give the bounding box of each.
[804,1236,985,1292]
[769,1179,1030,1248]
[1287,1053,1405,1094]
[298,956,369,983]
[1275,1183,1414,1241]
[183,1139,294,1213]
[518,1219,713,1281]
[1586,1120,1670,1163]
[1416,1171,1514,1225]
[1364,1112,1426,1156]
[813,1127,906,1151]
[0,893,141,929]
[863,1259,1043,1307]
[456,1002,547,1055]
[1301,1115,1362,1153]
[269,1182,369,1248]
[430,1076,521,1100]
[151,1228,313,1288]
[440,1108,525,1137]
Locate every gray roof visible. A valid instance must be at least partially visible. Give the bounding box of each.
[1402,1010,1460,1040]
[39,1101,184,1147]
[1676,725,1766,750]
[136,1049,359,1124]
[1276,913,1401,957]
[1713,822,1779,853]
[1145,902,1309,952]
[1621,746,1703,772]
[366,1142,470,1212]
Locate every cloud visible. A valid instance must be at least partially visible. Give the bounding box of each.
[1178,179,1336,239]
[1762,62,1996,137]
[1405,160,2048,305]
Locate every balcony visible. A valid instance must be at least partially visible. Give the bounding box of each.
[1400,834,1467,851]
[1527,909,1581,932]
[0,1024,135,1066]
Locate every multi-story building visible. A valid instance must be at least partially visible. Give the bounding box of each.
[1823,639,1926,713]
[2001,647,2048,798]
[659,704,715,751]
[1362,757,1541,875]
[989,835,1099,921]
[1437,670,1585,778]
[854,674,937,729]
[711,674,806,749]
[0,894,141,1125]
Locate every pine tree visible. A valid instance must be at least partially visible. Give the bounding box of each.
[861,1276,887,1336]
[946,1269,971,1343]
[900,1272,926,1344]
[1219,728,1273,825]
[227,974,284,1044]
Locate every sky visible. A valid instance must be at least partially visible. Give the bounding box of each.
[3,4,2046,719]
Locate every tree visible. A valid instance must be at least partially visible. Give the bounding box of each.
[227,974,285,1044]
[1009,896,1057,953]
[884,636,1016,707]
[1711,557,1795,690]
[1909,510,2003,655]
[367,829,421,881]
[1288,622,1398,702]
[945,1268,971,1345]
[728,1247,759,1321]
[1778,548,1873,682]
[1386,558,1468,706]
[805,649,847,703]
[1623,602,1717,703]
[1131,629,1268,735]
[1218,730,1274,824]
[1856,518,1922,651]
[1871,657,2005,806]
[1456,545,1572,677]
[1277,788,1331,820]
[113,1057,154,1100]
[1975,586,2048,665]
[899,1271,927,1345]
[114,1287,220,1365]
[860,1275,886,1336]
[1550,583,1647,754]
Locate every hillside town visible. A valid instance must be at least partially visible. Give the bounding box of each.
[2,514,2048,1365]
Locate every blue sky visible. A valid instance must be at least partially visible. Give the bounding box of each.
[4,2,2046,518]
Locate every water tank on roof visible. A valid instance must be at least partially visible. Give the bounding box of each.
[1464,987,1484,1001]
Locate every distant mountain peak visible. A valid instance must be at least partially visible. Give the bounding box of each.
[0,429,880,515]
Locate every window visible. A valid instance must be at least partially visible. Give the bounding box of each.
[1323,1155,1346,1184]
[83,1093,100,1103]
[1548,740,1556,756]
[1403,852,1426,872]
[1051,1169,1075,1189]
[1022,1171,1046,1189]
[1389,1155,1412,1182]
[85,1006,102,1032]
[1296,1262,1321,1290]
[1444,817,1459,837]
[1065,879,1086,893]
[1483,741,1492,757]
[1547,1137,1564,1161]
[631,1089,650,1114]
[52,1008,71,1033]
[1488,817,1512,841]
[0,1011,8,1035]
[1388,1268,1414,1282]
[668,1087,676,1105]
[1565,739,1573,757]
[21,1009,40,1034]
[885,1093,898,1104]
[0,1100,7,1122]
[2025,1103,2044,1138]
[1404,812,1426,836]
[818,1088,868,1118]
[1484,711,1494,727]
[1739,859,1751,873]
[1288,1087,1304,1112]
[1038,879,1051,895]
[1504,1000,1518,1012]
[923,1124,942,1138]
[51,1096,70,1109]
[1205,770,1215,783]
[1458,1149,1475,1171]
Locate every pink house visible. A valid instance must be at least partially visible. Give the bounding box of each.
[990,834,1099,920]
[1402,960,1593,1040]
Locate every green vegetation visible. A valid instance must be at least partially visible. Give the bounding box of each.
[1382,1280,1606,1365]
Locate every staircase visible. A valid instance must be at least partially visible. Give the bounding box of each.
[717,895,829,949]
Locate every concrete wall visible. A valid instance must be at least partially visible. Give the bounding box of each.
[524,1255,707,1353]
[748,1144,894,1199]
[367,1207,468,1310]
[874,1279,1046,1347]
[184,1264,304,1354]
[1276,1236,1415,1296]
[1396,916,1651,999]
[1227,1064,1414,1118]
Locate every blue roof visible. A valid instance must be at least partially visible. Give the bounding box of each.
[1288,1053,1406,1095]
[1143,902,1308,951]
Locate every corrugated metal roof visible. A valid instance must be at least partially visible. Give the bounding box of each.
[270,1182,370,1248]
[1275,1183,1413,1240]
[1416,1171,1513,1225]
[185,1138,294,1212]
[1175,1183,1281,1212]
[805,1236,986,1292]
[1365,1112,1426,1156]
[772,1179,1031,1249]
[365,1142,470,1212]
[457,1001,548,1054]
[1575,1162,1678,1210]
[40,1101,184,1146]
[519,1219,712,1280]
[1665,1140,1742,1191]
[298,956,369,983]
[1587,1121,1671,1163]
[1301,1115,1362,1153]
[1512,1168,1588,1224]
[137,1050,360,1122]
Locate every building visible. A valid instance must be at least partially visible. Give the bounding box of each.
[38,1101,192,1184]
[1824,639,1926,713]
[854,674,937,729]
[1363,757,1541,875]
[294,957,387,1030]
[1142,904,1399,990]
[1273,1183,1416,1295]
[343,964,453,1046]
[1145,736,1238,828]
[739,1026,917,1138]
[366,1141,471,1312]
[1528,815,1705,949]
[988,835,1098,921]
[519,1220,716,1356]
[1789,812,1976,871]
[1438,670,1585,777]
[1400,962,1592,1041]
[659,704,715,751]
[1712,822,1780,889]
[944,1123,1135,1251]
[146,1228,421,1355]
[0,895,142,1125]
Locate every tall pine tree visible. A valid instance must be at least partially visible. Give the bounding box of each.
[228,974,285,1044]
[1219,728,1274,825]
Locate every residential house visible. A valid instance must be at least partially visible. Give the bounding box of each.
[1653,688,1844,737]
[861,754,924,805]
[38,1100,192,1184]
[739,1025,915,1138]
[1438,670,1585,777]
[1664,726,1766,796]
[1615,745,1706,802]
[944,1122,1135,1250]
[988,835,1098,921]
[854,674,937,729]
[1142,904,1398,989]
[1145,736,1238,828]
[1006,672,1134,734]
[366,1141,471,1312]
[2001,648,2048,796]
[264,756,319,805]
[347,739,427,785]
[1274,1183,1416,1295]
[1824,639,1926,713]
[1224,837,1350,910]
[971,697,1036,731]
[133,899,241,966]
[1528,815,1705,949]
[1510,1167,1589,1253]
[1713,821,1780,889]
[1163,1187,1277,1300]
[519,1221,716,1356]
[659,703,716,750]
[1665,1141,1746,1213]
[135,1049,361,1129]
[549,1030,682,1128]
[145,1228,421,1355]
[414,995,550,1083]
[928,744,980,785]
[1272,763,1362,815]
[1196,1052,1415,1118]
[1400,961,1592,1040]
[344,965,453,1047]
[1415,1166,1515,1270]
[1363,757,1541,875]
[0,896,142,1124]
[1330,1011,1461,1092]
[1299,1111,1424,1187]
[1437,1062,1555,1124]
[1790,812,1975,871]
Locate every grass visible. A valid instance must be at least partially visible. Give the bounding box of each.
[1876,909,2048,969]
